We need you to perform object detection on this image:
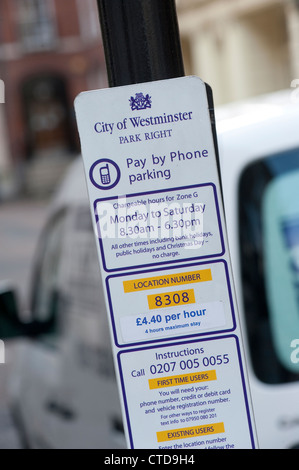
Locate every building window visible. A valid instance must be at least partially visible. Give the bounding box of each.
[17,0,57,51]
[76,0,101,42]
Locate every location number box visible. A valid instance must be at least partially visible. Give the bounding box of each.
[106,260,236,347]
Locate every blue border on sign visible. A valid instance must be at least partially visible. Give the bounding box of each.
[117,335,257,450]
[106,259,236,348]
[93,183,225,273]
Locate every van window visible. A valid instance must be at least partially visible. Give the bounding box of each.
[239,147,299,384]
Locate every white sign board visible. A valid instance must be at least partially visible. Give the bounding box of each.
[75,76,257,449]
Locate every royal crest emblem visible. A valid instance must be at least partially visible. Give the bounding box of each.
[129,92,152,111]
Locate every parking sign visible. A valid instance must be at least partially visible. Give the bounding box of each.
[75,76,257,449]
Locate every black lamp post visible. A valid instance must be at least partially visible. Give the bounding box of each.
[97,0,185,87]
[96,0,220,187]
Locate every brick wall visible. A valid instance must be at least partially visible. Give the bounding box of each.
[0,0,106,169]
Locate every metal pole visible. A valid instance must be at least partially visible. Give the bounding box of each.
[97,0,221,191]
[97,0,185,87]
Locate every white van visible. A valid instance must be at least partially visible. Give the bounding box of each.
[2,88,299,449]
[216,89,299,449]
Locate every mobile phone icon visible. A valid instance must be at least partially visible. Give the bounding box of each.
[100,164,111,185]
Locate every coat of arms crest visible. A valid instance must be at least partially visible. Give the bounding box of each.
[129,92,152,111]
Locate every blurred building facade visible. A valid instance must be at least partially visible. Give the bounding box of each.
[0,0,107,196]
[176,0,299,105]
[1,0,298,196]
